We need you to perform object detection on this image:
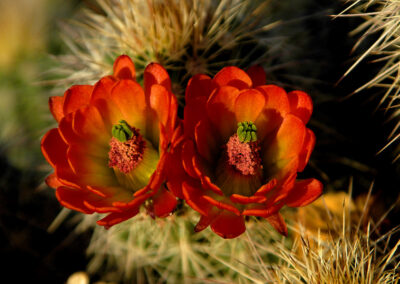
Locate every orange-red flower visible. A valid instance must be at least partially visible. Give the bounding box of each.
[41,55,182,228]
[179,65,323,238]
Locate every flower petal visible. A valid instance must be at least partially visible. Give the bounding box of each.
[195,119,219,162]
[255,85,290,139]
[246,65,266,87]
[111,80,146,131]
[63,85,94,116]
[210,210,246,239]
[41,128,68,168]
[207,86,240,140]
[265,213,287,236]
[72,105,110,146]
[97,206,141,229]
[185,74,215,104]
[287,90,313,124]
[285,178,323,207]
[184,96,207,138]
[213,66,252,90]
[182,181,212,216]
[113,55,136,80]
[298,128,316,172]
[152,186,177,217]
[264,114,305,176]
[234,88,266,122]
[55,186,94,214]
[45,173,63,189]
[49,96,65,122]
[144,62,171,93]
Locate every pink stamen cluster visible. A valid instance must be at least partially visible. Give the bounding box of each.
[108,128,146,174]
[226,134,262,175]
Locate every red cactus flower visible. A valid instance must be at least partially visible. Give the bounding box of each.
[179,65,323,238]
[41,55,182,228]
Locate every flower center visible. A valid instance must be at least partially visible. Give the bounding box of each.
[108,121,145,174]
[226,121,262,175]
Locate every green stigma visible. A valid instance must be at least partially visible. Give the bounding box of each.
[237,121,257,143]
[112,120,133,142]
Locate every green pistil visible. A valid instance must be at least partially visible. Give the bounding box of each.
[237,121,257,143]
[112,120,133,142]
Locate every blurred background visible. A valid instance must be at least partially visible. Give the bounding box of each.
[0,0,399,283]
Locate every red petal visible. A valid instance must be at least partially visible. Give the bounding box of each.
[202,195,241,216]
[194,214,215,233]
[55,186,94,214]
[111,80,146,131]
[210,210,246,239]
[90,76,117,102]
[97,206,140,228]
[165,143,186,199]
[254,178,277,196]
[58,113,80,144]
[285,178,323,207]
[255,85,290,140]
[230,194,266,204]
[207,86,240,140]
[49,96,65,122]
[264,114,306,169]
[152,186,177,217]
[113,55,136,80]
[41,128,68,168]
[194,119,219,162]
[265,213,287,236]
[149,84,170,127]
[184,96,207,139]
[213,66,252,90]
[72,105,109,145]
[298,128,316,172]
[287,90,313,124]
[246,65,266,87]
[234,89,265,122]
[182,181,212,216]
[242,203,283,217]
[185,74,215,104]
[144,62,171,93]
[63,85,94,116]
[45,173,63,189]
[181,140,199,179]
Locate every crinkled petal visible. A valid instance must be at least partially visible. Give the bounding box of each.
[285,178,323,207]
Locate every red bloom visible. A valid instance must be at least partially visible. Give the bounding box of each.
[179,65,323,238]
[41,55,182,228]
